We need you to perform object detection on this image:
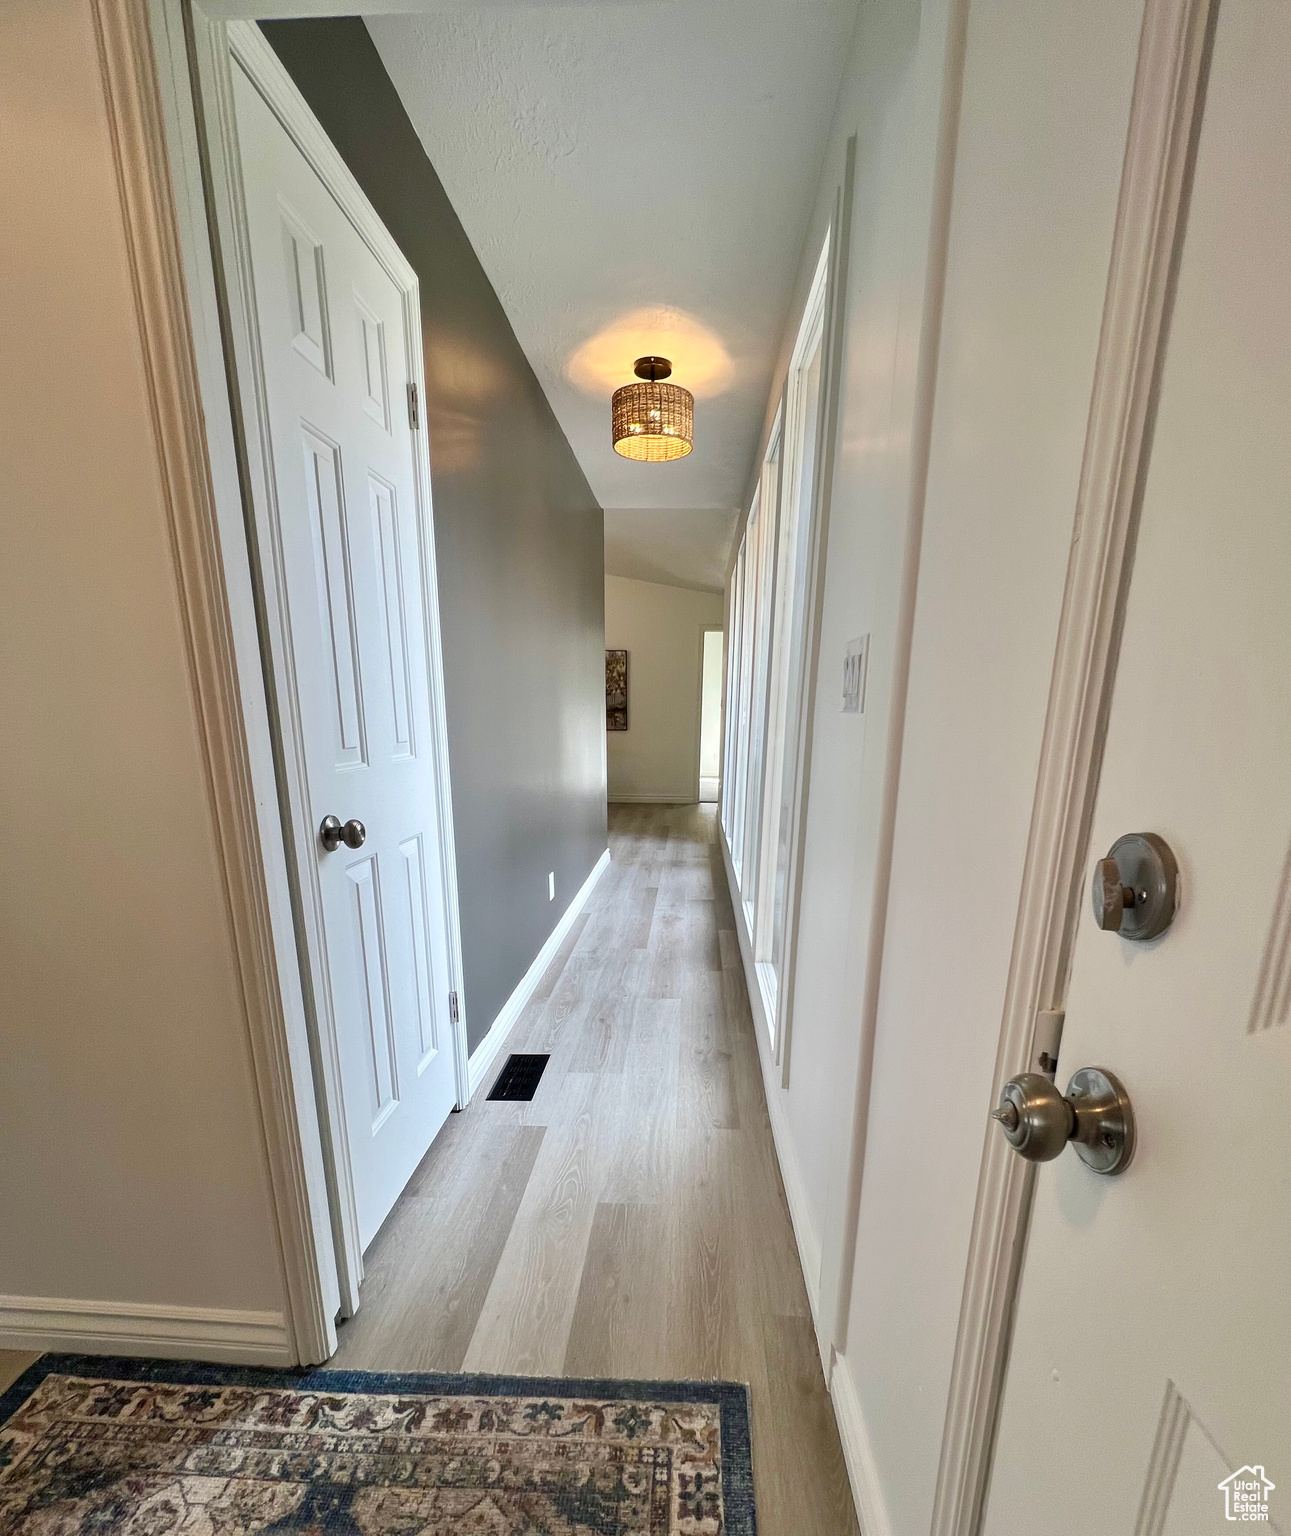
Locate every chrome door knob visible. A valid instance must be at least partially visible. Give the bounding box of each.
[992,1066,1135,1175]
[992,1073,1073,1163]
[320,815,367,852]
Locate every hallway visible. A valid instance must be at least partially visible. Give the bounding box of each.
[330,803,858,1535]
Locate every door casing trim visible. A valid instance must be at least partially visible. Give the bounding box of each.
[694,625,725,806]
[930,0,1219,1527]
[101,0,339,1365]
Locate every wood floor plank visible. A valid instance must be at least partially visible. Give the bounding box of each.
[600,995,682,1205]
[563,1201,672,1378]
[328,804,858,1536]
[613,883,659,951]
[462,1072,607,1375]
[759,1313,862,1536]
[665,1126,739,1381]
[564,950,644,1075]
[332,1124,546,1373]
[0,1351,38,1395]
[529,910,591,1005]
[678,969,740,1132]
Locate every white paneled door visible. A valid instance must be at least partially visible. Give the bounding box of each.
[986,3,1290,1531]
[233,62,458,1255]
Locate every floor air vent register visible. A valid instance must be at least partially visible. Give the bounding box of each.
[486,1053,550,1102]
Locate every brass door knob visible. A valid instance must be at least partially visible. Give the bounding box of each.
[992,1067,1135,1175]
[320,815,367,852]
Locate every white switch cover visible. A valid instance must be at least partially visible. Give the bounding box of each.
[843,635,869,714]
[548,871,555,902]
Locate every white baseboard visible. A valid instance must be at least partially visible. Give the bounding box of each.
[467,848,611,1098]
[830,1349,894,1536]
[607,793,697,804]
[717,824,824,1333]
[0,1294,293,1365]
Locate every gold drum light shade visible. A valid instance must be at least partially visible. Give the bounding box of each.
[612,356,693,462]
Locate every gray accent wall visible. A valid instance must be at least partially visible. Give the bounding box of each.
[261,19,607,1055]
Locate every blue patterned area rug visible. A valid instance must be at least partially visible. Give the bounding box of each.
[0,1355,755,1534]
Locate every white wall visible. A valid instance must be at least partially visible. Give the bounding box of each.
[839,2,1142,1529]
[604,575,724,803]
[0,0,287,1345]
[722,0,1146,1529]
[763,0,929,1303]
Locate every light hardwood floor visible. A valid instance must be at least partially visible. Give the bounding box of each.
[332,802,859,1536]
[0,1352,38,1396]
[0,805,859,1534]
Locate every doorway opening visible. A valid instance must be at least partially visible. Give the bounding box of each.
[699,627,723,803]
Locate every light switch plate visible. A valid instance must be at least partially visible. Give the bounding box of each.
[843,635,869,714]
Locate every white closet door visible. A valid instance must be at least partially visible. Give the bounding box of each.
[235,63,457,1252]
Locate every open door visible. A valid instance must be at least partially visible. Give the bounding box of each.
[985,1,1290,1527]
[202,21,466,1312]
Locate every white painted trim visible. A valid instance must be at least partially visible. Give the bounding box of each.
[694,623,725,805]
[0,1295,292,1366]
[719,822,823,1333]
[931,1,1219,1530]
[777,145,856,1092]
[608,794,701,805]
[103,0,338,1365]
[830,1350,894,1536]
[467,849,612,1098]
[183,15,469,1316]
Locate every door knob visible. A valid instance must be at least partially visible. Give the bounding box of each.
[319,814,366,852]
[992,1066,1135,1175]
[1091,832,1178,939]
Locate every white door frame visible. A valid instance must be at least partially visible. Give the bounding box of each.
[771,159,852,1087]
[96,0,334,1365]
[930,0,1218,1527]
[694,624,724,803]
[131,0,469,1351]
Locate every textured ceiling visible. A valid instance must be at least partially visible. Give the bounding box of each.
[358,0,859,589]
[219,0,859,588]
[604,507,742,593]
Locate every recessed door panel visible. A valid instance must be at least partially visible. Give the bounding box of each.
[355,292,389,430]
[399,834,440,1069]
[1250,837,1291,1034]
[345,856,398,1129]
[369,473,414,760]
[279,198,331,378]
[300,425,366,768]
[1137,1382,1234,1536]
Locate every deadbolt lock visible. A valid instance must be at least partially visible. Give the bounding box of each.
[992,1066,1135,1176]
[1091,831,1178,940]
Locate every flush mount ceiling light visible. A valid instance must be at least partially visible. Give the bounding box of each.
[611,356,693,462]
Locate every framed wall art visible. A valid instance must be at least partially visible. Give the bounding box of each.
[606,649,628,731]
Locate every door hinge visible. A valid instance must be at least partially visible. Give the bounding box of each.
[407,381,420,431]
[448,990,459,1026]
